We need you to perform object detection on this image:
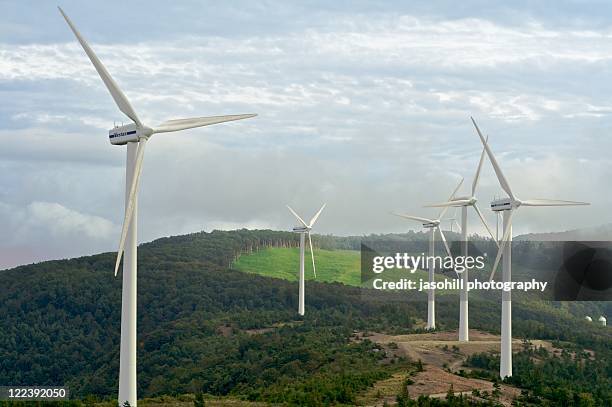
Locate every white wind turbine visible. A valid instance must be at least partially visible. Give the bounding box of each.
[471,117,588,378]
[59,8,256,406]
[448,207,462,234]
[392,177,463,330]
[287,204,326,316]
[424,137,499,342]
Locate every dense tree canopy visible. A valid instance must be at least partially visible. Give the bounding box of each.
[0,229,609,405]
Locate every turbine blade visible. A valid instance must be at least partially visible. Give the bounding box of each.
[390,213,435,224]
[308,203,327,227]
[520,199,590,207]
[435,228,460,279]
[470,117,514,200]
[308,232,316,278]
[472,204,499,248]
[438,227,452,257]
[425,199,471,208]
[438,177,464,219]
[114,139,148,276]
[153,114,257,134]
[488,210,515,282]
[472,135,488,196]
[453,219,462,234]
[58,7,142,127]
[286,205,308,228]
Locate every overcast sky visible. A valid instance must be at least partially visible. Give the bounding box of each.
[1,1,611,269]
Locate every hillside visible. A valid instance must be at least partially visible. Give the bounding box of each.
[233,247,360,285]
[232,242,611,319]
[1,229,611,405]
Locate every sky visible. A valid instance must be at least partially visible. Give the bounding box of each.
[1,0,612,269]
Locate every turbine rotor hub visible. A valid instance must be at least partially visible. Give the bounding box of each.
[140,126,154,137]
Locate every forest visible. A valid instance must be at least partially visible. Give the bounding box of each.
[466,340,611,405]
[0,229,610,405]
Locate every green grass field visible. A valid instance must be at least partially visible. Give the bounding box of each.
[233,247,362,285]
[232,247,439,288]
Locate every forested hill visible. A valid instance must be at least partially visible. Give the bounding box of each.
[0,229,437,402]
[0,229,610,404]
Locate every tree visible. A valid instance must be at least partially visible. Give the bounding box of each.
[492,380,501,399]
[194,392,205,407]
[446,384,455,402]
[396,376,412,407]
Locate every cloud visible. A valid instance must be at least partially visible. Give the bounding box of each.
[3,15,612,124]
[0,3,610,268]
[26,201,116,239]
[0,201,117,269]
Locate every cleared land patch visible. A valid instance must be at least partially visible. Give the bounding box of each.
[354,329,554,406]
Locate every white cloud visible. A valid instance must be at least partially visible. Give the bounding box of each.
[26,201,116,240]
[0,200,118,269]
[2,15,612,121]
[0,7,610,267]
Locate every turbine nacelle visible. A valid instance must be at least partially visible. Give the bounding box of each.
[109,123,153,145]
[292,226,311,233]
[490,197,515,211]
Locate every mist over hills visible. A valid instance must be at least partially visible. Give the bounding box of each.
[515,222,612,241]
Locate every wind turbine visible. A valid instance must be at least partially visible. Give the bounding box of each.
[448,207,462,233]
[424,137,499,342]
[471,116,588,378]
[58,8,256,406]
[392,177,463,330]
[287,204,326,316]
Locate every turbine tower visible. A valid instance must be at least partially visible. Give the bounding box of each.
[425,137,499,342]
[392,177,463,330]
[59,8,256,406]
[471,117,588,378]
[287,204,326,316]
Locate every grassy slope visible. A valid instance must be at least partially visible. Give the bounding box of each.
[233,247,362,286]
[233,247,459,290]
